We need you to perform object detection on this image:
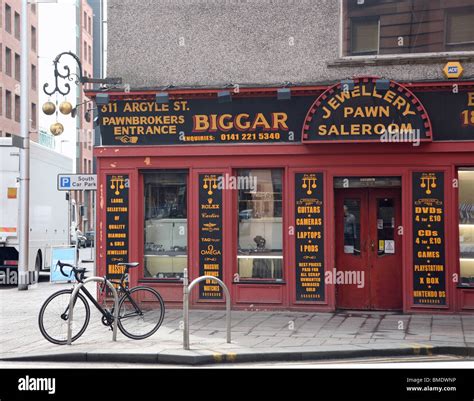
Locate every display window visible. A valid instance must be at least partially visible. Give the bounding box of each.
[459,168,474,286]
[143,170,188,280]
[236,169,283,281]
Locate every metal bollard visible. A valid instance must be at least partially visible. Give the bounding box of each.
[183,268,190,349]
[67,277,119,345]
[182,268,231,350]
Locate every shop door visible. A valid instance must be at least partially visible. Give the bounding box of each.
[335,188,402,310]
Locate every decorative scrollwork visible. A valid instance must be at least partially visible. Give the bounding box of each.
[43,51,85,97]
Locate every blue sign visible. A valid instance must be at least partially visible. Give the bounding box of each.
[50,247,76,283]
[60,176,71,189]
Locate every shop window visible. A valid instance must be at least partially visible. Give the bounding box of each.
[237,169,283,281]
[350,18,379,55]
[144,171,187,280]
[343,199,361,255]
[459,168,474,286]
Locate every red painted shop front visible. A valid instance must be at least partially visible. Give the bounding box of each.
[90,78,474,313]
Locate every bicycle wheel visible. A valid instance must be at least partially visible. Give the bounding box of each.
[117,286,165,340]
[38,289,90,345]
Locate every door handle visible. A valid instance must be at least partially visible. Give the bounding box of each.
[370,240,375,251]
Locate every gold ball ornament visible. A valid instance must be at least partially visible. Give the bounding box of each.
[50,122,65,136]
[59,101,73,115]
[42,101,56,115]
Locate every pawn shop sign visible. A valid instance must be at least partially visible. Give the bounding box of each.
[443,61,464,79]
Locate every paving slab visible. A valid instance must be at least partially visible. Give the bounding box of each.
[1,273,474,365]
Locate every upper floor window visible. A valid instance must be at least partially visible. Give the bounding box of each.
[14,12,20,39]
[5,47,12,76]
[351,17,379,55]
[446,9,474,48]
[31,26,37,52]
[343,0,474,57]
[5,4,11,34]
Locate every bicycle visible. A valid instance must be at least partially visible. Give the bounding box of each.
[38,261,165,345]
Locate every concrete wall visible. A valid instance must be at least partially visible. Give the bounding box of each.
[107,0,474,88]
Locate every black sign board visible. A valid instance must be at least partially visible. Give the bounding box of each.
[303,78,431,142]
[198,174,223,299]
[98,97,315,146]
[97,83,474,146]
[295,173,325,302]
[415,90,474,141]
[412,172,446,306]
[105,175,129,290]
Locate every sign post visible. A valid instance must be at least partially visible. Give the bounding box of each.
[58,174,97,265]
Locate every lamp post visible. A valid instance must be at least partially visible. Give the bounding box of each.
[18,0,30,290]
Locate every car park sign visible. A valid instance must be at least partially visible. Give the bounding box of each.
[57,174,97,191]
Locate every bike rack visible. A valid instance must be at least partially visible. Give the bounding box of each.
[182,268,231,350]
[67,277,119,345]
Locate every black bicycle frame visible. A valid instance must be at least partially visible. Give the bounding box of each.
[74,280,144,321]
[80,285,114,321]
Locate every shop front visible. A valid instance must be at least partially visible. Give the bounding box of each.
[91,77,474,313]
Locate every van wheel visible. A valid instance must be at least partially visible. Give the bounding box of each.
[35,251,42,272]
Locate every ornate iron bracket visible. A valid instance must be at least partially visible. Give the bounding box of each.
[43,51,122,97]
[43,51,86,97]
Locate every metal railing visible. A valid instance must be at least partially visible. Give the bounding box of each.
[182,268,231,350]
[67,276,119,345]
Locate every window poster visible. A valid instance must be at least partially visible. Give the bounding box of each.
[199,174,224,299]
[295,173,325,302]
[412,172,446,306]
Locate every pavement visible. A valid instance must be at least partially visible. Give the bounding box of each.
[1,253,474,366]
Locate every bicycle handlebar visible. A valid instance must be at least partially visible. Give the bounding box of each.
[56,260,86,282]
